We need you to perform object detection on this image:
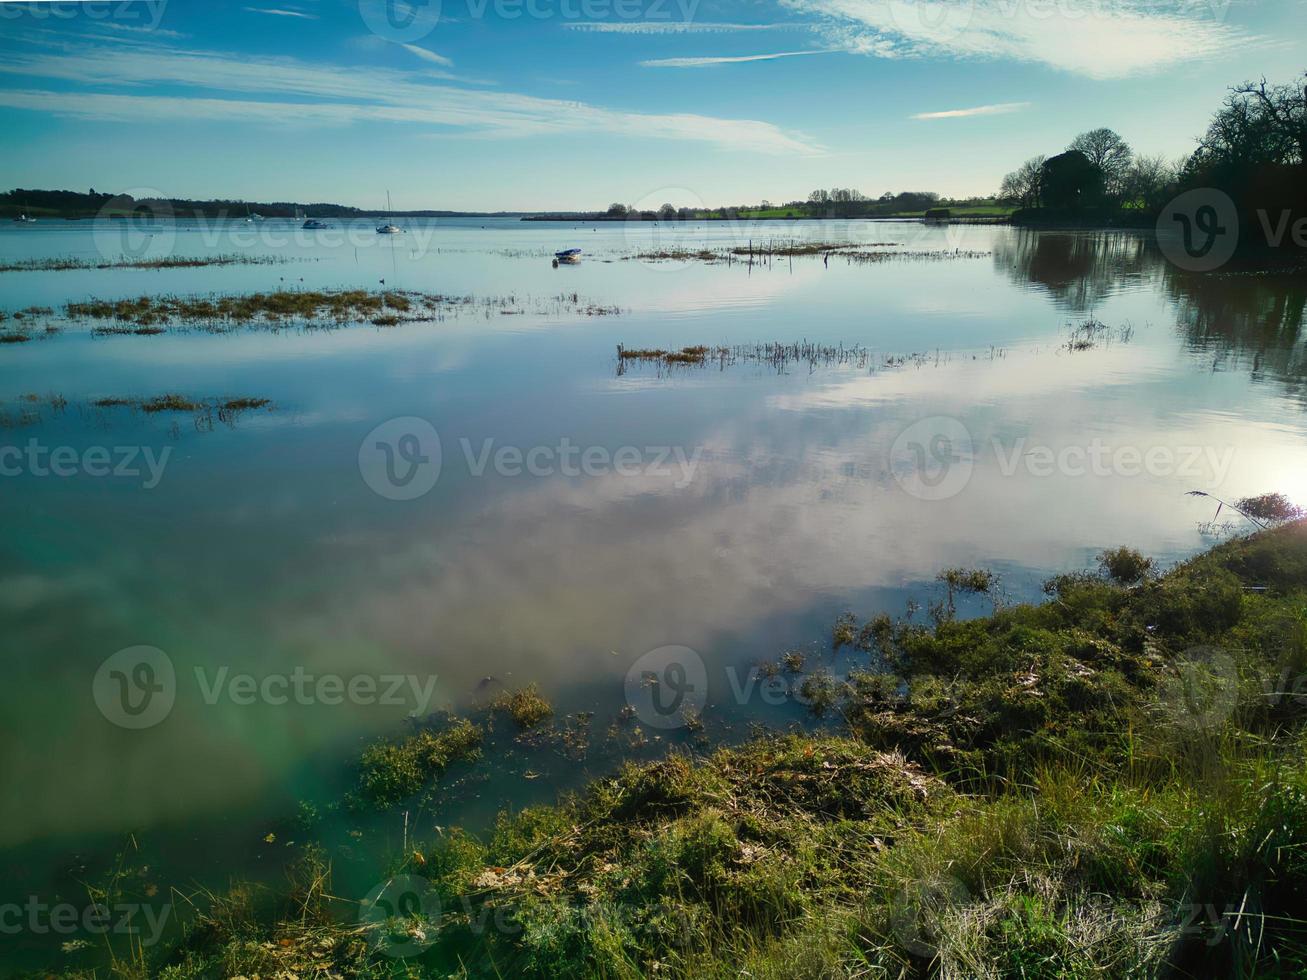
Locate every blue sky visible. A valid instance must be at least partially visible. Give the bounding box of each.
[0,0,1303,210]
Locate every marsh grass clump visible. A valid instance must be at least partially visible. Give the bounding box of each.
[616,340,945,376]
[140,394,203,413]
[90,394,274,432]
[66,290,430,331]
[0,253,290,273]
[1098,545,1155,583]
[353,718,483,809]
[64,288,623,335]
[934,566,998,622]
[220,397,271,412]
[1063,317,1135,353]
[491,684,554,730]
[798,669,843,717]
[92,324,167,336]
[627,242,988,267]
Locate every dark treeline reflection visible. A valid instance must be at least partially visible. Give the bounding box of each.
[1165,262,1307,402]
[998,228,1307,401]
[995,229,1156,312]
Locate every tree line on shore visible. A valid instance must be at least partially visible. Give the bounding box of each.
[598,68,1304,226]
[999,69,1306,224]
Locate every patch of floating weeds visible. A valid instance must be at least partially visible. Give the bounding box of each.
[140,394,203,413]
[352,717,484,810]
[219,397,271,412]
[92,324,168,336]
[86,393,274,431]
[0,391,68,429]
[616,341,944,375]
[60,288,623,335]
[491,684,555,730]
[1063,317,1136,353]
[625,240,987,265]
[0,253,293,273]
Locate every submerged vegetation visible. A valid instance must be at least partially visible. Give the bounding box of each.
[93,516,1307,978]
[491,684,555,730]
[1,392,272,431]
[626,241,990,266]
[353,719,484,811]
[1062,317,1137,352]
[615,341,990,375]
[47,288,621,333]
[0,253,292,273]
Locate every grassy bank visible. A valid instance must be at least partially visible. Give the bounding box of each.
[64,516,1307,978]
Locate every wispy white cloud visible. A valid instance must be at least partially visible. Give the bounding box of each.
[0,44,819,155]
[400,43,453,67]
[781,0,1251,79]
[242,6,319,19]
[98,23,188,40]
[565,21,803,33]
[642,49,841,67]
[912,101,1030,119]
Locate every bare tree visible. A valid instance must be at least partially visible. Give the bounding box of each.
[1120,153,1176,209]
[1068,128,1134,199]
[999,154,1046,207]
[1190,73,1307,171]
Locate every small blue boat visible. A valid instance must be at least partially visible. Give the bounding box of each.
[555,248,581,259]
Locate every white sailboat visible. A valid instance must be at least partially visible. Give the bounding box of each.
[376,190,403,235]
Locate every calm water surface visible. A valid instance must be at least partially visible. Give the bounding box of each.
[1,217,1305,970]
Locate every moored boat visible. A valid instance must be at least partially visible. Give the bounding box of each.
[376,191,403,234]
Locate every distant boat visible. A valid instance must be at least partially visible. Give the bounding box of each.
[376,190,403,235]
[14,205,35,223]
[555,248,581,258]
[303,217,329,230]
